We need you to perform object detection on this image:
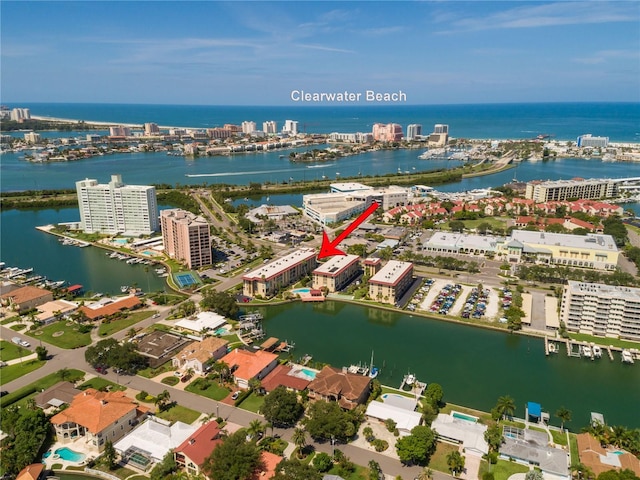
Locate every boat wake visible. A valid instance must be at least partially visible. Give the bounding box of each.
[307,164,334,169]
[186,168,306,177]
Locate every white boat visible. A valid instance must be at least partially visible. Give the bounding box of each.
[406,373,416,386]
[621,349,634,364]
[548,342,558,354]
[582,345,593,358]
[592,346,602,358]
[121,285,129,293]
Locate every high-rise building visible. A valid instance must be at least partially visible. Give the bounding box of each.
[24,132,41,144]
[372,123,403,142]
[263,121,277,134]
[76,175,159,235]
[577,134,609,148]
[433,124,448,134]
[160,209,212,269]
[283,120,299,135]
[10,108,30,122]
[109,126,131,137]
[406,124,422,140]
[525,178,619,202]
[144,123,160,135]
[242,121,257,134]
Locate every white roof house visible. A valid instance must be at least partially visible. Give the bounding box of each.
[431,413,489,456]
[365,401,422,436]
[175,311,227,333]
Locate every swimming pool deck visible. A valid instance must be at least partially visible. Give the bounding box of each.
[42,439,96,470]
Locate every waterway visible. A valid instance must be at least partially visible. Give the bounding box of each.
[259,301,640,430]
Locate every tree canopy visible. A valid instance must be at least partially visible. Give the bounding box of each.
[272,458,322,480]
[261,386,304,427]
[200,290,239,319]
[85,338,148,374]
[0,406,50,476]
[395,425,437,465]
[202,430,262,480]
[304,400,357,442]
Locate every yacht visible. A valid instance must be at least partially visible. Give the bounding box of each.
[592,346,602,358]
[548,342,558,354]
[406,373,416,386]
[621,349,634,364]
[582,345,593,358]
[121,285,130,293]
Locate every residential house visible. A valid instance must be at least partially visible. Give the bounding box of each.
[35,381,82,409]
[576,433,640,477]
[174,421,223,477]
[307,366,371,410]
[260,364,313,393]
[0,285,53,313]
[79,295,141,321]
[16,464,45,480]
[220,348,279,390]
[172,336,229,375]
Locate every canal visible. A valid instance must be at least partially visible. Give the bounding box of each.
[259,301,640,430]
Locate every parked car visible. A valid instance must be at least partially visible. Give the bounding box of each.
[231,391,240,400]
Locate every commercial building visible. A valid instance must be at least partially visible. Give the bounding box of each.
[560,281,640,341]
[368,260,414,305]
[312,254,361,292]
[263,120,277,134]
[372,123,403,142]
[525,178,619,202]
[577,134,609,148]
[76,174,159,235]
[242,248,317,298]
[283,119,299,135]
[160,209,212,269]
[10,107,30,122]
[24,132,41,144]
[503,230,619,271]
[143,123,160,135]
[423,233,502,256]
[406,124,422,140]
[109,126,131,137]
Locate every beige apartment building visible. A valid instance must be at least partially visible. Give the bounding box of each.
[560,281,640,341]
[525,178,619,202]
[368,260,414,305]
[312,254,361,292]
[160,209,212,269]
[242,248,317,298]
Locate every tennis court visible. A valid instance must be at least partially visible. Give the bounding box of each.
[174,271,201,288]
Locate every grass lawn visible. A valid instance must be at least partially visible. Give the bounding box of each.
[10,324,27,331]
[442,217,510,232]
[569,433,579,465]
[0,340,29,361]
[441,402,493,425]
[78,377,126,392]
[380,386,417,399]
[0,315,20,325]
[26,321,92,349]
[161,376,180,386]
[0,359,46,385]
[568,332,639,350]
[156,404,201,425]
[478,459,529,480]
[428,441,460,473]
[0,368,84,408]
[550,429,568,446]
[238,392,265,413]
[92,464,138,480]
[185,378,231,401]
[98,311,154,337]
[326,464,369,480]
[137,360,173,378]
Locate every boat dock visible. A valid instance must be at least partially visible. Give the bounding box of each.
[548,338,636,365]
[607,346,614,361]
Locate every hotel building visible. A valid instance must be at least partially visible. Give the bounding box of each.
[109,126,131,137]
[263,121,277,135]
[242,121,257,134]
[368,260,414,305]
[144,122,160,135]
[312,254,361,292]
[328,132,373,143]
[283,120,299,135]
[503,230,619,271]
[560,281,640,341]
[160,209,212,269]
[406,124,422,140]
[525,178,619,202]
[372,123,403,142]
[242,248,317,298]
[76,175,159,235]
[577,134,609,148]
[24,131,41,144]
[10,107,30,122]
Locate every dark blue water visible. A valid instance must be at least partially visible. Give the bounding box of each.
[16,102,640,142]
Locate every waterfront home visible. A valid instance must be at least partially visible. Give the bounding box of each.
[242,248,317,299]
[260,364,313,393]
[50,388,149,452]
[172,336,229,375]
[35,299,78,324]
[368,260,414,305]
[34,381,81,410]
[576,433,640,477]
[174,311,227,334]
[431,413,489,456]
[174,421,223,477]
[220,348,279,390]
[114,417,197,471]
[365,400,422,436]
[307,365,371,410]
[0,285,53,313]
[312,254,361,293]
[78,295,141,321]
[499,427,569,478]
[15,464,44,480]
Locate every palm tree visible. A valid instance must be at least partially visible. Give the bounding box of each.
[447,450,465,477]
[556,406,572,432]
[570,462,595,480]
[608,425,630,449]
[495,395,516,420]
[292,427,307,458]
[247,419,264,441]
[417,467,433,480]
[155,389,171,412]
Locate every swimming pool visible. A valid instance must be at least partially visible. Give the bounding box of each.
[452,411,479,423]
[113,238,128,245]
[43,447,86,463]
[291,288,311,294]
[301,368,317,379]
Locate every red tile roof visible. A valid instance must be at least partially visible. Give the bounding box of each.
[221,349,278,382]
[175,421,222,468]
[79,296,141,320]
[261,364,312,392]
[16,464,44,480]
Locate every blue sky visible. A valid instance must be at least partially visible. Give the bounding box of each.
[2,1,639,105]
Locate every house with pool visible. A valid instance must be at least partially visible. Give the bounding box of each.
[172,336,229,375]
[220,348,279,390]
[307,365,371,410]
[50,388,149,452]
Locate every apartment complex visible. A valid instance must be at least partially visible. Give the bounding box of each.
[525,178,619,202]
[328,132,373,143]
[560,281,640,341]
[242,248,318,298]
[76,175,159,235]
[242,121,257,134]
[109,126,131,137]
[283,119,299,135]
[10,107,30,122]
[312,254,361,292]
[372,123,403,142]
[577,134,609,148]
[406,124,422,140]
[160,209,212,269]
[429,124,449,147]
[144,123,160,135]
[24,132,41,144]
[368,260,414,305]
[263,121,277,134]
[504,230,619,270]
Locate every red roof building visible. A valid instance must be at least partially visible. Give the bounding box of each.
[174,421,222,477]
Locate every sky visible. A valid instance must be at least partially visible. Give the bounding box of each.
[1,1,639,105]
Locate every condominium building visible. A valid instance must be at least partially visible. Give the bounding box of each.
[160,209,212,269]
[109,126,131,137]
[242,121,257,135]
[577,134,609,148]
[372,123,403,142]
[368,260,414,305]
[503,230,619,270]
[433,124,449,134]
[312,254,361,292]
[328,132,373,143]
[144,123,160,135]
[283,120,299,135]
[242,248,318,298]
[24,131,41,144]
[560,281,640,341]
[76,175,159,235]
[525,178,619,202]
[10,108,30,122]
[406,124,422,140]
[263,121,277,135]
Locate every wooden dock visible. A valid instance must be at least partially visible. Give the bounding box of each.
[544,337,549,356]
[607,346,615,361]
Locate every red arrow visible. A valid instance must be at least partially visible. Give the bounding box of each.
[318,202,379,259]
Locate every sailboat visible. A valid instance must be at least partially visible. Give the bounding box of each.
[368,350,379,379]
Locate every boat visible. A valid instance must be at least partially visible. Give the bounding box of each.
[592,346,602,358]
[121,285,130,293]
[548,342,558,354]
[582,345,593,358]
[368,351,379,378]
[621,349,634,364]
[406,373,416,386]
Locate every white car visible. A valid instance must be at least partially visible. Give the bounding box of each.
[174,371,184,378]
[19,340,30,348]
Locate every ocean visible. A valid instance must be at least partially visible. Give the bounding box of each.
[15,102,640,142]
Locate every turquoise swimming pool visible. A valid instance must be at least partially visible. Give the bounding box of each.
[452,411,479,423]
[301,368,317,379]
[43,447,86,463]
[291,288,311,294]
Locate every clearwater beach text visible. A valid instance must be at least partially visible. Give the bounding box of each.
[290,89,407,103]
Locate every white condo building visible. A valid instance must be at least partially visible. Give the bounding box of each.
[560,281,640,341]
[577,134,609,148]
[242,121,257,135]
[283,120,299,135]
[76,175,159,235]
[263,121,277,134]
[406,124,422,140]
[10,108,30,122]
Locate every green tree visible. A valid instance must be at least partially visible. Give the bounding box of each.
[202,430,262,480]
[395,425,437,465]
[556,406,572,432]
[102,439,117,470]
[35,345,48,361]
[424,383,444,409]
[154,389,171,412]
[304,400,355,442]
[150,451,177,480]
[273,458,322,480]
[246,419,265,441]
[368,460,382,480]
[261,386,303,427]
[313,452,333,472]
[292,427,307,457]
[449,220,465,233]
[525,471,544,480]
[484,424,503,453]
[493,395,516,420]
[199,290,239,318]
[447,450,466,476]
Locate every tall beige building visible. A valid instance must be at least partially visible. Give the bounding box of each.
[368,260,414,305]
[160,209,212,269]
